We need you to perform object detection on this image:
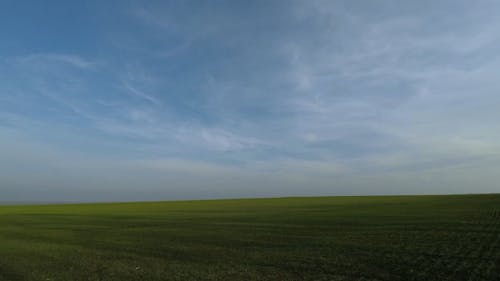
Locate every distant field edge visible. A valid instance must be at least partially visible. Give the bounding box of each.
[0,192,498,207]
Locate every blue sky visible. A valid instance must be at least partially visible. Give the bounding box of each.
[1,0,500,201]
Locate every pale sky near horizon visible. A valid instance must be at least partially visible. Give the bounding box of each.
[1,0,500,201]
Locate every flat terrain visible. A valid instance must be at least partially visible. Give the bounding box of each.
[0,194,499,281]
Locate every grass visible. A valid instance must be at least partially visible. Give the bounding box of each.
[0,194,499,281]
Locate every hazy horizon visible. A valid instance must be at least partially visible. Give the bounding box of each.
[2,1,500,202]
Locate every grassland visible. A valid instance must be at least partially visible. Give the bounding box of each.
[0,194,499,281]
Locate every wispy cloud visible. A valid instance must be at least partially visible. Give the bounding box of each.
[14,53,98,69]
[121,81,161,105]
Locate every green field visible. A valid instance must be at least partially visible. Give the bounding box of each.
[0,194,499,281]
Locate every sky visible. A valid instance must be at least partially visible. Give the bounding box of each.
[1,0,500,202]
